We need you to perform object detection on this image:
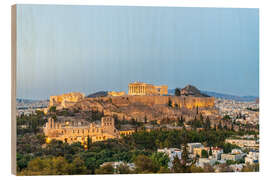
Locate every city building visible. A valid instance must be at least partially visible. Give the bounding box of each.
[128,82,168,96]
[211,147,224,160]
[221,153,242,161]
[245,151,259,165]
[187,143,204,153]
[119,129,135,136]
[231,149,243,154]
[197,158,217,168]
[193,147,210,157]
[225,138,259,149]
[157,148,182,168]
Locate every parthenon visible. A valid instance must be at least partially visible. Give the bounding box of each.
[128,82,168,96]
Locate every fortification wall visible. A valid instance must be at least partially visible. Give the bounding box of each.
[49,92,85,108]
[110,96,214,109]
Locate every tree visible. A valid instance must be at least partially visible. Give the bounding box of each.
[144,115,147,124]
[172,156,182,173]
[231,123,234,131]
[172,134,191,173]
[205,117,211,130]
[175,88,181,96]
[177,116,184,127]
[84,157,96,174]
[222,143,240,154]
[190,165,204,173]
[158,166,171,173]
[218,122,223,130]
[49,106,56,113]
[117,163,131,174]
[69,157,88,175]
[86,135,91,151]
[16,153,32,171]
[168,98,172,107]
[223,115,231,120]
[134,155,159,173]
[95,164,114,174]
[150,152,170,169]
[209,147,212,156]
[19,157,71,175]
[199,113,204,121]
[201,150,208,158]
[213,124,216,131]
[242,163,259,172]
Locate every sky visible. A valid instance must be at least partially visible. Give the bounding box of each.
[16,5,259,100]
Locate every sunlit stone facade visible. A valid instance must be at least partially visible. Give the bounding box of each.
[108,91,126,96]
[44,116,119,144]
[128,82,168,96]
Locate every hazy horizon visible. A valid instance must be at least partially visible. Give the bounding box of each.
[16,5,259,100]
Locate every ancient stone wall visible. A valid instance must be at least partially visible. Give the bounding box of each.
[70,95,215,122]
[44,117,119,144]
[110,96,214,109]
[49,92,85,108]
[108,91,126,96]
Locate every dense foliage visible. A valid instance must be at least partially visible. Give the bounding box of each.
[16,112,258,175]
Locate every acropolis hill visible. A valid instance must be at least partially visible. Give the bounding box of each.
[47,83,216,122]
[43,83,217,144]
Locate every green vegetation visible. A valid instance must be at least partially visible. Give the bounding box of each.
[17,112,47,135]
[246,107,259,112]
[175,88,181,96]
[49,106,56,113]
[201,150,208,158]
[16,112,258,175]
[168,98,172,107]
[223,115,231,120]
[221,143,241,154]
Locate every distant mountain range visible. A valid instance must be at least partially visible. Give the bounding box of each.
[168,89,258,102]
[16,98,44,103]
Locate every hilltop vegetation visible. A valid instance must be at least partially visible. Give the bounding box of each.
[16,111,257,175]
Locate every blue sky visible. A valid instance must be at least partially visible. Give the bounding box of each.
[16,5,259,100]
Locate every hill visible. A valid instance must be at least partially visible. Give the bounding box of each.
[87,91,108,98]
[168,86,258,102]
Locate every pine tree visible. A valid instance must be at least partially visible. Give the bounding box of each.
[175,88,181,96]
[144,115,147,124]
[218,122,222,130]
[172,156,182,173]
[87,135,91,151]
[205,116,211,130]
[168,98,172,107]
[209,147,212,156]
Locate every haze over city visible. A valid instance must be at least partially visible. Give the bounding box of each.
[16,5,259,100]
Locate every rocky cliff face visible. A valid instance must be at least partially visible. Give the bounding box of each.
[69,95,215,122]
[49,92,85,109]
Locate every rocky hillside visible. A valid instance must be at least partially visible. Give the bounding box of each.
[179,85,209,97]
[87,91,108,98]
[69,95,216,123]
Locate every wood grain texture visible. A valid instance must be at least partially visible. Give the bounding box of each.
[11,4,17,175]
